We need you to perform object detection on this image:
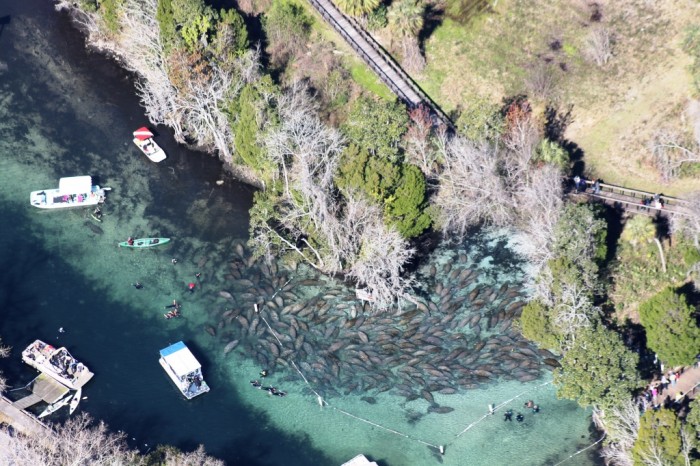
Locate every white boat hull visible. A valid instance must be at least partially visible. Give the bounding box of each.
[30,176,107,209]
[38,392,72,418]
[133,137,166,163]
[159,357,209,399]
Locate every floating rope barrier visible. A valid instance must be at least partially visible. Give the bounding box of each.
[450,380,552,443]
[256,304,444,452]
[551,433,606,466]
[255,303,588,459]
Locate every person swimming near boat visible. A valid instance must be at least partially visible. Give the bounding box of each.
[532,404,540,413]
[127,237,134,246]
[132,282,143,289]
[188,282,196,293]
[165,300,179,309]
[195,272,201,279]
[250,380,262,388]
[524,400,534,409]
[516,413,524,422]
[171,258,178,265]
[260,369,268,378]
[504,409,513,421]
[274,390,287,397]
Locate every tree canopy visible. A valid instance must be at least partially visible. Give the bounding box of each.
[638,287,700,367]
[343,97,409,162]
[631,409,687,466]
[554,325,640,409]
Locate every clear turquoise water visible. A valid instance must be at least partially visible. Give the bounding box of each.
[0,1,599,465]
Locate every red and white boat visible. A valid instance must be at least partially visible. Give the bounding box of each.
[133,127,166,163]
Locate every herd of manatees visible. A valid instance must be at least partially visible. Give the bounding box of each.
[200,241,559,412]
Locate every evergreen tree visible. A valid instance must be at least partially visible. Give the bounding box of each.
[384,164,431,238]
[638,287,700,367]
[554,324,640,409]
[157,0,180,52]
[520,300,560,350]
[632,409,685,466]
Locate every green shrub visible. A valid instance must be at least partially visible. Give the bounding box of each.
[384,164,431,238]
[455,96,504,142]
[534,138,570,169]
[366,4,388,30]
[638,287,700,367]
[342,97,408,162]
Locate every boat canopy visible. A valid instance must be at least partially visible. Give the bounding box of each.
[159,342,201,377]
[133,127,154,141]
[59,176,92,195]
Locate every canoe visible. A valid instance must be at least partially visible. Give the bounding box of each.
[133,127,167,163]
[69,388,82,415]
[38,391,72,418]
[118,238,171,248]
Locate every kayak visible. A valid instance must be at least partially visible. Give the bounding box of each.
[118,238,171,248]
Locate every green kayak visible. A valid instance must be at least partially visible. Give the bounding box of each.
[118,237,171,248]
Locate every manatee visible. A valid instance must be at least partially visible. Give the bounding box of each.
[223,339,239,355]
[84,221,103,235]
[428,406,454,414]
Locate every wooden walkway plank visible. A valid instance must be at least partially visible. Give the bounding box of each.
[306,0,453,127]
[576,180,694,218]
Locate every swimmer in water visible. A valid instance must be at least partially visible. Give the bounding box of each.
[250,380,262,388]
[504,410,513,422]
[516,413,524,422]
[133,282,143,289]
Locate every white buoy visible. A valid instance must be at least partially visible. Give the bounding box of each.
[254,303,259,313]
[488,403,495,415]
[439,445,445,455]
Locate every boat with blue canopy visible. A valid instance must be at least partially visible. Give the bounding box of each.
[159,341,209,399]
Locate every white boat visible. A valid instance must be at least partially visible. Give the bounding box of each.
[22,340,94,390]
[133,127,166,163]
[38,391,72,418]
[159,341,209,399]
[30,176,108,209]
[69,388,82,415]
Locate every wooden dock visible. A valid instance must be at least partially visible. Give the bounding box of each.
[575,180,694,218]
[0,396,47,435]
[12,373,69,410]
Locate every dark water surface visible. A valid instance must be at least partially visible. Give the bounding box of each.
[0,1,597,465]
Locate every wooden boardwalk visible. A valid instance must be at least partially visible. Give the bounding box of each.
[575,180,694,218]
[306,0,453,128]
[0,396,47,435]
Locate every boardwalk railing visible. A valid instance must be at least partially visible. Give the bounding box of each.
[577,180,693,218]
[306,0,454,128]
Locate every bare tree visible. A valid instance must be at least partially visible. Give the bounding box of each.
[0,413,140,465]
[405,105,438,177]
[595,398,642,466]
[553,280,598,345]
[432,134,514,236]
[512,164,564,274]
[584,26,614,66]
[400,38,426,74]
[650,127,700,183]
[162,444,224,466]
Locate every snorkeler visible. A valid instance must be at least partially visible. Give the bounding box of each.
[250,380,262,388]
[504,410,513,421]
[260,369,268,378]
[524,400,534,409]
[532,405,540,413]
[133,282,143,289]
[516,413,524,422]
[274,390,287,397]
[165,300,178,309]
